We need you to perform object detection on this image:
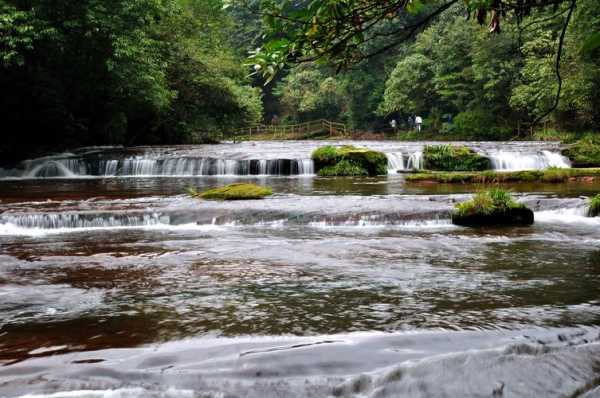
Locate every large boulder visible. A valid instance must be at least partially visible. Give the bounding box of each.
[451,188,534,227]
[423,144,491,171]
[311,145,387,176]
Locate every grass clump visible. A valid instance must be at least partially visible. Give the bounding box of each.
[588,194,600,217]
[422,145,491,171]
[562,135,600,167]
[311,145,387,176]
[454,188,525,217]
[452,188,534,227]
[318,159,368,177]
[188,183,273,200]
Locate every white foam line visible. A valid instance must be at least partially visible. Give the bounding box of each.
[0,223,226,237]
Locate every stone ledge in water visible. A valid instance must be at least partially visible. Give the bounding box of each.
[423,144,490,171]
[406,168,600,184]
[451,189,534,227]
[311,145,387,176]
[192,184,273,200]
[588,194,600,217]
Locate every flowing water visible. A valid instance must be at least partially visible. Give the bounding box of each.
[0,141,599,398]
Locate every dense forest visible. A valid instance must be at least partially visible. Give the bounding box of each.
[1,0,599,161]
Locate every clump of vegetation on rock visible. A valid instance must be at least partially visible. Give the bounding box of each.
[422,145,491,172]
[452,188,534,227]
[588,194,600,217]
[562,136,600,168]
[187,183,273,200]
[312,145,387,176]
[318,159,368,177]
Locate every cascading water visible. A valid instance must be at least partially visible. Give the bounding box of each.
[0,141,573,178]
[0,212,168,230]
[489,150,571,171]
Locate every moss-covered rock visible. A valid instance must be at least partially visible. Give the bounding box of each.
[318,159,368,176]
[423,144,491,171]
[189,183,273,200]
[562,136,600,167]
[452,188,534,227]
[588,194,600,217]
[312,145,387,176]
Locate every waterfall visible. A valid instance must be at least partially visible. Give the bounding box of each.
[406,152,423,170]
[25,160,79,178]
[489,151,571,171]
[386,153,405,174]
[0,212,168,230]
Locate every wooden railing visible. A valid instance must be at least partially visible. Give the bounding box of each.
[232,119,350,140]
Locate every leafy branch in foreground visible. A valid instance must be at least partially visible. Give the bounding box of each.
[228,0,580,82]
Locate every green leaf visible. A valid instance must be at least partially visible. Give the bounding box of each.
[581,32,600,55]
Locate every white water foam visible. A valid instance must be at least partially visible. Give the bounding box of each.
[17,388,196,398]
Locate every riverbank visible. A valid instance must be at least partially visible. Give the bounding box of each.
[406,168,600,183]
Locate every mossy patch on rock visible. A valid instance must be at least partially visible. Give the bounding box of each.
[562,136,600,167]
[188,183,272,200]
[588,194,600,217]
[312,145,387,176]
[452,188,534,227]
[423,144,491,171]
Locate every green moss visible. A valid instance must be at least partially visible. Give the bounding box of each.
[311,145,387,176]
[452,188,533,226]
[422,144,491,171]
[191,183,273,200]
[311,145,339,165]
[406,168,600,184]
[318,159,368,176]
[562,135,600,167]
[588,194,600,217]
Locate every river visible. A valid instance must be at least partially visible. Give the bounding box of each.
[0,141,598,398]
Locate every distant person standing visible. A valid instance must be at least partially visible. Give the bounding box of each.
[390,119,397,132]
[415,115,423,132]
[407,115,413,130]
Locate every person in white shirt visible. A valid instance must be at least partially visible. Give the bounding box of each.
[415,115,423,132]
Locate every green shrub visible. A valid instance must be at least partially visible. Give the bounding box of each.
[318,159,368,176]
[541,166,570,182]
[422,144,491,171]
[194,183,273,200]
[311,145,387,176]
[562,134,600,167]
[588,194,600,217]
[455,188,525,217]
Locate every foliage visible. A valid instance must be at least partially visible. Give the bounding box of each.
[588,194,600,217]
[423,145,491,171]
[318,160,368,177]
[0,0,262,162]
[562,135,600,167]
[455,188,525,216]
[197,183,273,200]
[231,0,572,81]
